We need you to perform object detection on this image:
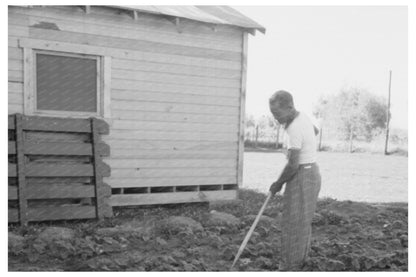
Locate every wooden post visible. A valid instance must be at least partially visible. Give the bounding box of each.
[237,32,248,192]
[384,70,392,155]
[15,114,27,225]
[91,118,104,219]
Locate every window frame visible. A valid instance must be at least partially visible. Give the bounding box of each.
[32,49,102,117]
[21,39,111,119]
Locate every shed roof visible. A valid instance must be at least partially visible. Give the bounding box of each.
[112,5,266,34]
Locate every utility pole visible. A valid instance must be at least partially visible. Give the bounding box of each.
[384,70,392,155]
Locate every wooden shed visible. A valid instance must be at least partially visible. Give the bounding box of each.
[8,5,265,212]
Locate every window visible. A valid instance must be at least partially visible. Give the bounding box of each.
[21,39,111,118]
[34,51,101,116]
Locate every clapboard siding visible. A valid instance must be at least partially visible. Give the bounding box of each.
[111,90,239,107]
[9,47,23,60]
[9,12,241,52]
[110,149,237,159]
[20,38,242,70]
[111,100,239,116]
[105,139,238,151]
[112,58,241,79]
[111,167,236,178]
[28,28,241,62]
[107,159,237,169]
[108,176,237,188]
[112,69,241,88]
[109,130,237,142]
[112,80,239,97]
[111,120,239,133]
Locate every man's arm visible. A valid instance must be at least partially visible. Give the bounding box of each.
[270,148,300,195]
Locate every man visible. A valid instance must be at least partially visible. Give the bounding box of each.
[268,90,321,271]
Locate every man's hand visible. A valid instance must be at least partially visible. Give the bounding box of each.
[269,181,283,195]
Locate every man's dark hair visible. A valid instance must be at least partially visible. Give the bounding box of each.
[269,90,294,108]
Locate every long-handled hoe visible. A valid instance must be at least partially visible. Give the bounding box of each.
[230,191,272,270]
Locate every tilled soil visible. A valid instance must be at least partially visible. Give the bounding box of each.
[8,190,408,271]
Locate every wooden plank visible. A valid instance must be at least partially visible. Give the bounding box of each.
[111,100,239,116]
[103,56,112,119]
[27,206,96,221]
[111,89,239,107]
[9,36,19,47]
[111,79,240,97]
[105,139,238,151]
[111,110,239,124]
[9,59,23,71]
[110,190,237,206]
[111,167,236,178]
[107,159,237,169]
[111,120,238,133]
[106,176,237,188]
[25,163,110,177]
[112,58,241,79]
[9,6,242,44]
[25,131,91,143]
[109,149,237,159]
[27,177,92,185]
[28,28,241,62]
[8,164,17,177]
[9,47,23,60]
[9,70,23,82]
[23,141,110,156]
[8,92,23,105]
[15,114,27,224]
[237,32,248,190]
[19,38,241,70]
[9,184,97,200]
[9,103,23,114]
[112,69,240,89]
[8,25,29,37]
[108,130,238,142]
[9,141,16,154]
[9,208,19,223]
[21,116,109,134]
[91,118,106,219]
[8,82,23,93]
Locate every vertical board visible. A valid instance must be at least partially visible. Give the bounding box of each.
[237,32,248,191]
[15,114,27,224]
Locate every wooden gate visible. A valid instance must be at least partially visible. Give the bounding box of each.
[8,114,112,224]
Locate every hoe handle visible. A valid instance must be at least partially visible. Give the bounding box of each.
[231,192,272,269]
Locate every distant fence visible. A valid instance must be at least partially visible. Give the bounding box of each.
[8,114,112,224]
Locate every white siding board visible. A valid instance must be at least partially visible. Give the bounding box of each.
[111,90,239,107]
[19,38,242,70]
[109,149,237,159]
[111,100,239,116]
[28,28,241,62]
[111,120,239,133]
[9,103,23,114]
[112,69,240,89]
[111,110,239,124]
[105,139,238,151]
[106,176,237,188]
[107,159,237,169]
[111,167,236,178]
[9,47,23,60]
[111,79,239,97]
[108,130,237,142]
[112,58,241,79]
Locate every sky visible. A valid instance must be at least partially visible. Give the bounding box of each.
[234,6,408,130]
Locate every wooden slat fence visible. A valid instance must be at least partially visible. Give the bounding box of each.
[8,113,112,224]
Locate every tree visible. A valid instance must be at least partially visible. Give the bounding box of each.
[314,88,388,152]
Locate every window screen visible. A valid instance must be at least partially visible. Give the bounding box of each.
[36,53,98,112]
